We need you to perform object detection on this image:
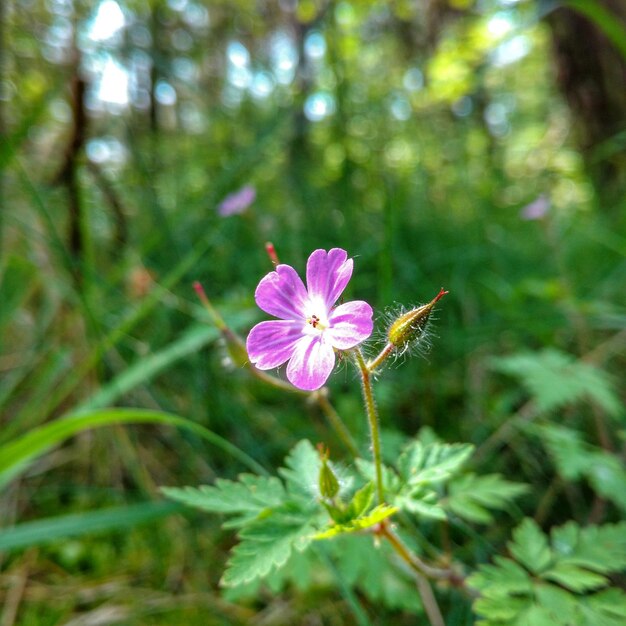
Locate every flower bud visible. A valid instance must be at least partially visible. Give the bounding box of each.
[318,445,340,500]
[387,288,448,351]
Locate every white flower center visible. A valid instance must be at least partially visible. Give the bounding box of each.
[303,298,330,335]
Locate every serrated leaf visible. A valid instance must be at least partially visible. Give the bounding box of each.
[533,583,578,624]
[346,482,375,519]
[330,535,423,613]
[586,453,626,513]
[473,593,530,622]
[492,349,622,418]
[397,489,446,520]
[551,521,626,573]
[536,425,626,512]
[355,458,400,493]
[397,441,474,485]
[221,505,316,587]
[471,520,626,626]
[515,603,561,626]
[533,424,590,480]
[468,556,533,601]
[446,473,528,523]
[278,439,321,499]
[542,562,608,592]
[509,518,553,574]
[313,504,398,539]
[581,588,626,626]
[161,474,286,528]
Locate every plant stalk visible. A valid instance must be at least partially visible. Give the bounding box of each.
[354,348,384,504]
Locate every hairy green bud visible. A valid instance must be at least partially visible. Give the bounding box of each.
[387,288,448,351]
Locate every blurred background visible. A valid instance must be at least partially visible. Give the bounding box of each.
[1,0,625,624]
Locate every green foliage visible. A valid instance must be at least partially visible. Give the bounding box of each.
[358,439,526,523]
[161,475,287,529]
[330,535,424,613]
[446,473,529,524]
[0,408,265,490]
[163,435,528,589]
[221,505,318,587]
[0,501,183,552]
[4,0,625,621]
[163,440,324,587]
[313,504,398,539]
[492,349,623,418]
[532,423,626,512]
[469,518,626,626]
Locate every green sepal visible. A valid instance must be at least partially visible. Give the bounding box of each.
[313,504,399,540]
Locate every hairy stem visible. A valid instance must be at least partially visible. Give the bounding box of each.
[367,342,395,373]
[354,348,384,504]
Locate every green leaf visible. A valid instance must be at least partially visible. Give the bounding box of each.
[535,425,626,512]
[397,440,474,485]
[467,555,533,597]
[532,424,589,480]
[0,501,182,552]
[586,453,626,513]
[355,459,400,493]
[542,562,608,593]
[581,588,626,626]
[161,474,287,528]
[533,584,578,625]
[564,0,626,62]
[473,593,531,623]
[76,324,220,412]
[396,488,447,520]
[0,255,38,329]
[470,519,626,626]
[551,521,626,573]
[0,408,266,490]
[446,473,528,523]
[331,535,423,613]
[313,504,398,539]
[347,482,375,519]
[220,505,316,587]
[492,349,623,418]
[278,439,322,498]
[509,518,553,574]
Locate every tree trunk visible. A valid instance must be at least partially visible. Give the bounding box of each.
[545,0,626,200]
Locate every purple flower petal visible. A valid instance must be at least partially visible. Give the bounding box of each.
[217,185,256,217]
[520,195,550,221]
[255,264,309,320]
[286,335,335,391]
[327,301,374,349]
[246,320,303,369]
[306,248,353,310]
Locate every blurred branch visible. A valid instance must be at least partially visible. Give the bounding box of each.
[50,48,87,276]
[86,160,129,249]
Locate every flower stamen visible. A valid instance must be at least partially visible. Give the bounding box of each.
[307,314,328,331]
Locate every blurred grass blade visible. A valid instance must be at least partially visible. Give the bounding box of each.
[0,349,72,444]
[0,254,38,329]
[0,501,184,552]
[0,408,267,490]
[565,0,626,60]
[76,324,219,412]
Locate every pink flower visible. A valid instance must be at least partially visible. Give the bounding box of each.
[520,194,550,221]
[217,185,256,216]
[246,249,374,391]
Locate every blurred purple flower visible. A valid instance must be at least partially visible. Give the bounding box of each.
[246,248,374,391]
[520,194,550,221]
[217,185,256,216]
